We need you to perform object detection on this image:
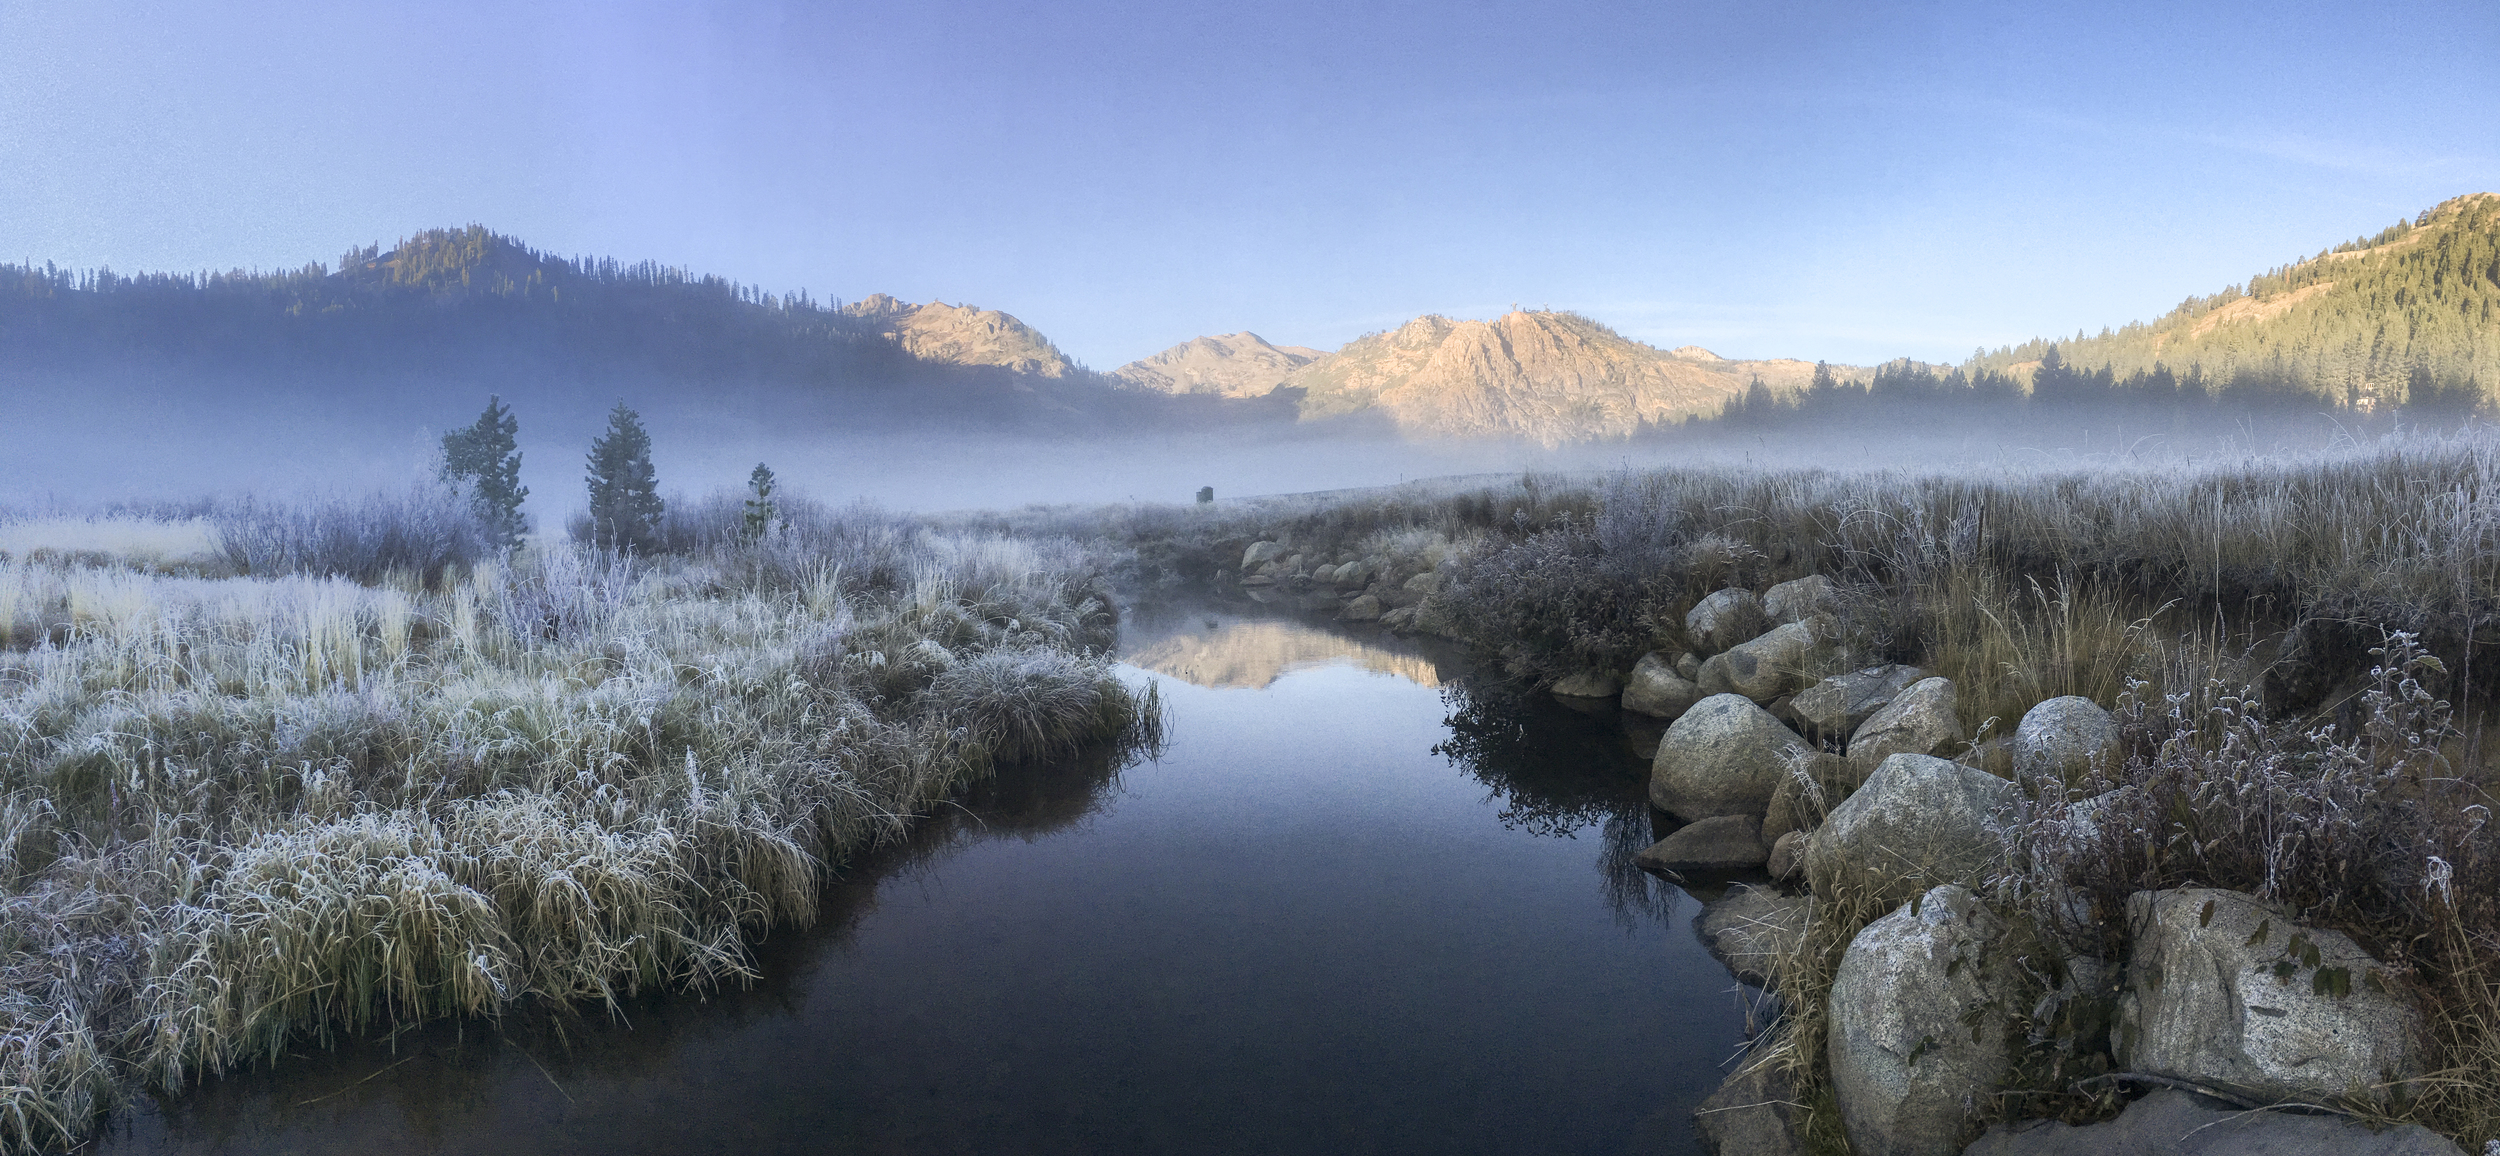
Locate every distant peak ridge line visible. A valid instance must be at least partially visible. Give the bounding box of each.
[1115,307,1866,444]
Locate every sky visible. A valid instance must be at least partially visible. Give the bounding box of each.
[3,0,2495,370]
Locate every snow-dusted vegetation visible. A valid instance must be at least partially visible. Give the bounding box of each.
[0,493,1162,1150]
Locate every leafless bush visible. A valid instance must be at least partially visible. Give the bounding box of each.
[2001,631,2498,1140]
[214,485,499,586]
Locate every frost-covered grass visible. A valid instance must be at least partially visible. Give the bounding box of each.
[0,518,222,574]
[0,501,1161,1151]
[1054,430,2500,1148]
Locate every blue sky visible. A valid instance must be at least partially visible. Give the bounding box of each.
[3,0,2493,369]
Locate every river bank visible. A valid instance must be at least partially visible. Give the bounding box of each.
[91,600,1757,1155]
[1055,442,2500,1153]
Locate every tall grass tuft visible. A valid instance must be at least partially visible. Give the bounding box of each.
[0,490,1165,1150]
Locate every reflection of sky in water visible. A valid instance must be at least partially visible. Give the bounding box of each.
[1120,611,1445,689]
[102,621,1740,1156]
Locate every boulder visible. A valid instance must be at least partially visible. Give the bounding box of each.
[1828,885,2017,1156]
[1760,752,1849,843]
[1805,754,2013,909]
[1697,622,1825,704]
[1241,540,1285,569]
[1338,559,1375,587]
[1378,581,1427,610]
[1379,606,1419,632]
[1694,883,1809,988]
[1847,677,1965,778]
[1638,815,1770,875]
[1402,570,1439,596]
[2011,696,2121,783]
[1623,651,1709,719]
[1675,652,1704,681]
[1340,595,1383,621]
[1687,588,1769,655]
[1764,574,1840,624]
[1621,714,1665,761]
[1792,665,1929,742]
[2114,888,2427,1107]
[1552,671,1621,699]
[1693,1058,1809,1156]
[1650,694,1815,821]
[1766,830,1805,882]
[1963,1087,2465,1156]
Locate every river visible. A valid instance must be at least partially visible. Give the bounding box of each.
[96,602,1755,1156]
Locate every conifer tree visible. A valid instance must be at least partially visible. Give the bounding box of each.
[440,395,528,549]
[585,402,663,552]
[743,462,777,542]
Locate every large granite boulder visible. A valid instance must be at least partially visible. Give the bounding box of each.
[1687,588,1769,656]
[1241,540,1285,569]
[2011,696,2121,783]
[2114,888,2428,1107]
[1847,677,1965,778]
[1828,885,2017,1156]
[1651,694,1814,821]
[1763,574,1840,624]
[1340,595,1383,621]
[1963,1087,2465,1155]
[1766,830,1805,882]
[1623,651,1709,719]
[1697,621,1825,704]
[1761,751,1851,843]
[1551,670,1621,699]
[1792,665,1928,742]
[1693,1058,1809,1156]
[1695,883,1810,989]
[1805,754,2013,909]
[1638,815,1770,876]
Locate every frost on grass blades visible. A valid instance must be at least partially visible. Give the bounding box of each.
[0,492,1162,1152]
[1043,429,2500,1150]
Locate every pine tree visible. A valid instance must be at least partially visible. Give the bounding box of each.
[440,395,528,549]
[743,462,777,542]
[585,402,663,552]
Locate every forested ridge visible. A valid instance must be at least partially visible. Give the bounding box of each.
[1969,192,2500,406]
[0,225,913,383]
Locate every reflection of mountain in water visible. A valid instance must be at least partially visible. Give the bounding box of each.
[1122,615,1445,689]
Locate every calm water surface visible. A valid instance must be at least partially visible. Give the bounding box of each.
[99,604,1752,1155]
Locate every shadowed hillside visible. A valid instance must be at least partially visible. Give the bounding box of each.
[0,226,1118,423]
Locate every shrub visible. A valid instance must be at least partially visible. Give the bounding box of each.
[213,486,498,587]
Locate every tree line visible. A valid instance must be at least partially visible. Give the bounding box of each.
[1681,348,2485,435]
[438,395,773,555]
[1964,193,2500,407]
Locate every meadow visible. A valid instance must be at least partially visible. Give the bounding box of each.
[7,429,2500,1152]
[0,489,1162,1151]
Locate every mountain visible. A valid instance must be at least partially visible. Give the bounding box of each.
[843,293,1075,378]
[0,226,1142,434]
[1970,192,2500,402]
[1110,332,1326,397]
[1280,310,1851,443]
